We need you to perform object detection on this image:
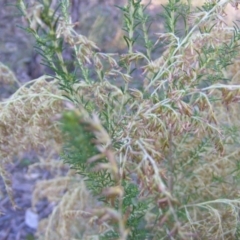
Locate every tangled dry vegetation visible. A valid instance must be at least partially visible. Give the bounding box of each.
[2,0,240,239]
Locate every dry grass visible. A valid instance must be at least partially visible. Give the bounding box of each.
[1,0,240,239]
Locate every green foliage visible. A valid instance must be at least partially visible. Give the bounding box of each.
[122,183,152,240]
[61,110,151,239]
[100,182,152,240]
[61,110,99,168]
[26,234,35,240]
[13,0,240,239]
[60,110,113,196]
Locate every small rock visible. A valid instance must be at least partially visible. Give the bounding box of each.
[25,173,40,180]
[25,209,38,229]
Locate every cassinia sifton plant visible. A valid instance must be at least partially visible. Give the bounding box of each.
[1,0,240,239]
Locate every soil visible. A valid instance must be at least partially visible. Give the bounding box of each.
[0,156,54,240]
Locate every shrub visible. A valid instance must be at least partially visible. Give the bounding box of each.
[1,0,240,239]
